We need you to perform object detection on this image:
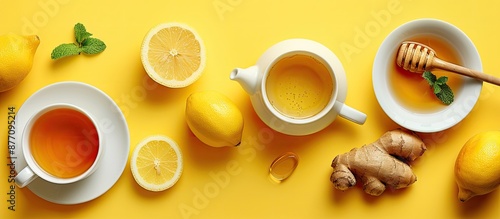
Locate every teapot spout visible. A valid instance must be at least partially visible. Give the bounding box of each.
[230,66,259,95]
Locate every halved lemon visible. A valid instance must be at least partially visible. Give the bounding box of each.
[130,135,183,191]
[141,22,206,88]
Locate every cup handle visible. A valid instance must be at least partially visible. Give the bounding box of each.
[338,103,367,125]
[15,166,38,188]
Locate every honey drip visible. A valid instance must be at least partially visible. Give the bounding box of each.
[269,152,299,183]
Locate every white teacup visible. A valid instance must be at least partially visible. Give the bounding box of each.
[15,103,103,188]
[231,39,366,135]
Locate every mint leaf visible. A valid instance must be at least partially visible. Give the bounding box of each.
[51,43,81,60]
[422,71,454,105]
[433,83,442,94]
[74,23,92,44]
[436,83,454,105]
[422,71,436,85]
[81,38,106,54]
[436,76,448,85]
[52,23,106,60]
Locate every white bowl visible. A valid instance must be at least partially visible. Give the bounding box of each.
[372,19,483,133]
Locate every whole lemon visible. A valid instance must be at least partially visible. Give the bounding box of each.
[454,131,500,202]
[0,33,39,92]
[186,91,244,147]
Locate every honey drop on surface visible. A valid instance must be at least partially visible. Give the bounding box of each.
[269,152,299,183]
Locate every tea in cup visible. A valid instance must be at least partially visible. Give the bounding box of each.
[231,39,366,135]
[15,103,102,188]
[265,53,334,119]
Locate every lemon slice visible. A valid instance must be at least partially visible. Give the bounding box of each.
[130,135,183,191]
[141,22,206,88]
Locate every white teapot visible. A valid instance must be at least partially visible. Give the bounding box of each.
[230,39,366,136]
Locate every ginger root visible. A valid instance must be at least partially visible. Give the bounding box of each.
[330,129,426,196]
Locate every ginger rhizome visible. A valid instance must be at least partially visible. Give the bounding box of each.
[330,129,426,196]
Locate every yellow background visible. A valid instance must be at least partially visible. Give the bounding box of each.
[1,0,500,218]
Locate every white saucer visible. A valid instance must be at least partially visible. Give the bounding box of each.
[13,81,130,205]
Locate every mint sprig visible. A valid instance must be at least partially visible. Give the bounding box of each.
[51,23,106,60]
[422,71,454,105]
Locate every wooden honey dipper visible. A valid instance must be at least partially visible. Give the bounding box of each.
[396,41,500,86]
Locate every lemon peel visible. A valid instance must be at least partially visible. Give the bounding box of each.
[455,131,500,202]
[0,33,39,92]
[186,91,244,147]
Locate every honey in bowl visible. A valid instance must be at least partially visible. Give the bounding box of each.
[389,35,464,113]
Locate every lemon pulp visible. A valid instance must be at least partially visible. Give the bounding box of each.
[130,135,183,191]
[140,23,206,88]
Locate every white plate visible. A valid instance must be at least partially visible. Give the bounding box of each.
[372,19,483,133]
[13,81,130,205]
